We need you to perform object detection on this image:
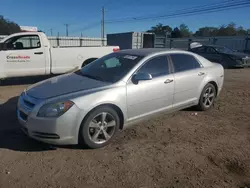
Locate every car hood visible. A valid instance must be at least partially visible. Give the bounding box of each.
[223,51,249,58]
[26,72,110,99]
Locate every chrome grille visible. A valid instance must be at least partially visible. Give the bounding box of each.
[23,98,35,108]
[243,58,250,65]
[18,93,41,122]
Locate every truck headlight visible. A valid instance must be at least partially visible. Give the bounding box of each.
[38,101,74,117]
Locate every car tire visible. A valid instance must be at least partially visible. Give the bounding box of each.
[79,106,120,149]
[196,83,216,111]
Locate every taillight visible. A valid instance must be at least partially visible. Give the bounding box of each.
[113,47,120,52]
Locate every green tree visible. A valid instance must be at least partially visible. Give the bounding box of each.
[217,23,237,36]
[171,27,182,38]
[147,23,172,35]
[236,26,248,36]
[147,22,250,38]
[0,15,21,35]
[194,27,218,37]
[179,24,192,37]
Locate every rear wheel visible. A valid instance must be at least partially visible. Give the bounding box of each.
[197,83,216,111]
[79,106,120,149]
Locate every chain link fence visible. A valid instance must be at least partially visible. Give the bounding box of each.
[0,35,107,47]
[155,35,250,53]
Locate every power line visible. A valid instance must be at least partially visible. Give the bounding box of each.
[70,22,100,34]
[106,0,250,23]
[106,0,237,22]
[105,0,250,23]
[68,0,250,35]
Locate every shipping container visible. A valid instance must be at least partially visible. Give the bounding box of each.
[107,32,155,50]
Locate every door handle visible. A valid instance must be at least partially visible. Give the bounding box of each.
[198,72,205,76]
[164,79,174,84]
[34,52,43,55]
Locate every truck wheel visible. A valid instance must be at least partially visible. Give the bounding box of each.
[79,106,120,149]
[197,83,216,111]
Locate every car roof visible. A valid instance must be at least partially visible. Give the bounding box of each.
[117,48,186,56]
[201,44,224,48]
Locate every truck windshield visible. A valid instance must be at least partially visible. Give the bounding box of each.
[78,53,144,83]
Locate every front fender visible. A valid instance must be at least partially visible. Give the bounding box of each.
[71,86,127,139]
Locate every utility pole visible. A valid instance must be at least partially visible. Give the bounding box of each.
[57,32,60,47]
[64,24,69,36]
[50,28,53,36]
[101,6,105,46]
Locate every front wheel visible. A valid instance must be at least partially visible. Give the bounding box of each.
[197,83,216,111]
[79,106,120,149]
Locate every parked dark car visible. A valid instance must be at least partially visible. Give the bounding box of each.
[189,44,250,68]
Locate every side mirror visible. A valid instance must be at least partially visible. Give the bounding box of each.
[132,73,152,84]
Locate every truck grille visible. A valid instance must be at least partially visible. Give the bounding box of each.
[243,58,250,65]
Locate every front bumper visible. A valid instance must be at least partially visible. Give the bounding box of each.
[235,58,250,67]
[233,64,250,68]
[17,94,83,145]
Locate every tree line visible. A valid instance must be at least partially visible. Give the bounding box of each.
[0,15,21,35]
[147,23,250,38]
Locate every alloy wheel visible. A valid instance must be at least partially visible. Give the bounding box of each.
[87,112,116,144]
[202,86,215,108]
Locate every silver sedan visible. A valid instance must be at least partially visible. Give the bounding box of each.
[17,49,224,149]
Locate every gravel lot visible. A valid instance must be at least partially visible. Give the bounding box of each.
[0,69,250,188]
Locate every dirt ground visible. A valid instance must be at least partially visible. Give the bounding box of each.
[0,69,250,188]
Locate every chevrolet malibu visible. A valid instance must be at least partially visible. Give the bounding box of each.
[17,49,224,149]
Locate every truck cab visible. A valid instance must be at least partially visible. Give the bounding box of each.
[0,32,51,79]
[0,32,119,80]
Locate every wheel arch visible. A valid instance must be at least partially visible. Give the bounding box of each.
[79,103,125,132]
[207,81,218,96]
[81,58,98,68]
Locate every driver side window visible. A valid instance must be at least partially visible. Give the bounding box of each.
[4,35,41,50]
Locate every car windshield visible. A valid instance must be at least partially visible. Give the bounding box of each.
[214,46,233,53]
[78,52,144,83]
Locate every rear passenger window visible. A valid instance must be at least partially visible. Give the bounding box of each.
[138,56,169,77]
[170,54,201,73]
[193,46,206,53]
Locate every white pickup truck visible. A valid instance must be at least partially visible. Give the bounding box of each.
[0,32,119,79]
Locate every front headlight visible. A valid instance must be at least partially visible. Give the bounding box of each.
[235,59,243,65]
[37,101,74,117]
